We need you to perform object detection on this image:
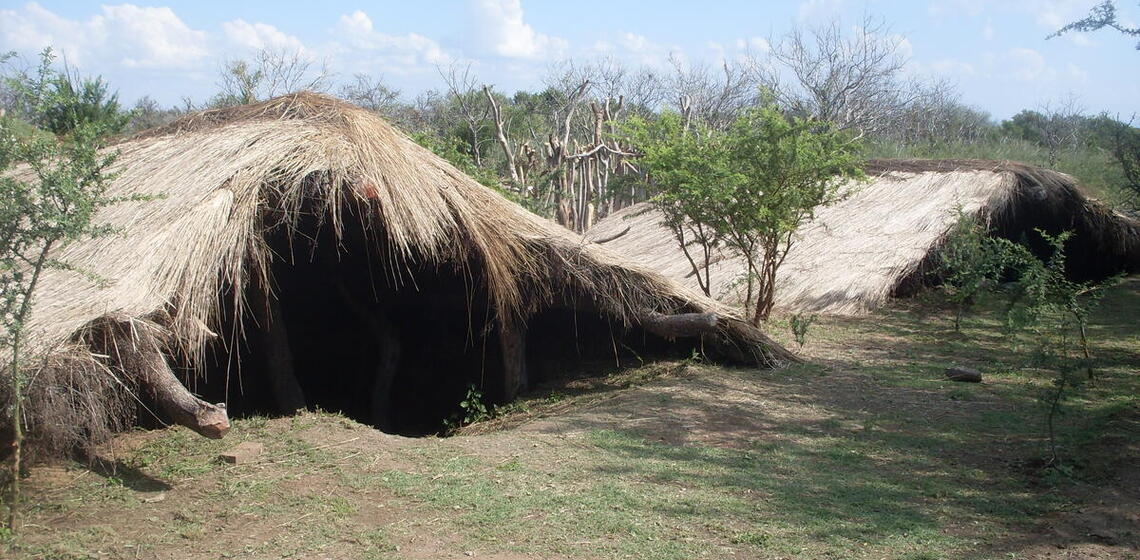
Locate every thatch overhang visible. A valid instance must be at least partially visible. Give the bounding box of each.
[587,159,1140,315]
[2,92,793,453]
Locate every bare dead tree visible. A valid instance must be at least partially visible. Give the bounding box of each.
[623,66,664,118]
[211,48,331,108]
[665,54,757,130]
[340,73,402,115]
[439,63,492,168]
[541,68,593,227]
[1037,96,1086,167]
[126,95,185,133]
[483,85,521,184]
[752,17,913,136]
[887,80,993,146]
[256,48,331,97]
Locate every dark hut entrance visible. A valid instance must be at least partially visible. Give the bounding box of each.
[190,200,707,436]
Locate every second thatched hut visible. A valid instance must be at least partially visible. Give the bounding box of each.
[587,159,1140,315]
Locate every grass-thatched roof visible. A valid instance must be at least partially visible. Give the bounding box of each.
[5,92,793,454]
[587,159,1140,315]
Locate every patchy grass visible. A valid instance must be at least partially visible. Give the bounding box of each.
[8,278,1139,559]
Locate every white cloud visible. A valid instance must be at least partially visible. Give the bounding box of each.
[591,39,615,53]
[734,37,771,53]
[222,19,307,53]
[928,58,976,76]
[797,0,846,21]
[0,2,210,68]
[332,10,451,70]
[469,0,567,59]
[892,35,914,60]
[102,5,210,67]
[982,19,995,40]
[1033,0,1079,29]
[1002,47,1054,82]
[616,32,677,67]
[927,0,985,18]
[1064,62,1089,84]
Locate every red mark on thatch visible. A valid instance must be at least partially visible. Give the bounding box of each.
[361,182,380,199]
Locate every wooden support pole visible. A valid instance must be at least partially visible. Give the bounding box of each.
[327,272,401,432]
[367,310,400,433]
[250,285,307,414]
[499,317,528,402]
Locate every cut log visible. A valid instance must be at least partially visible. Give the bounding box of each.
[499,317,528,402]
[95,317,230,439]
[250,285,306,414]
[638,311,718,339]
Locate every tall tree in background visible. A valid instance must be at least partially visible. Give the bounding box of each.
[210,48,331,108]
[1002,98,1085,167]
[2,50,128,137]
[753,17,914,137]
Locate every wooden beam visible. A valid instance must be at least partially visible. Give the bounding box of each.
[367,310,400,433]
[499,317,528,402]
[250,285,306,414]
[637,311,718,339]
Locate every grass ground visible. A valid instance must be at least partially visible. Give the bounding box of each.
[7,278,1139,559]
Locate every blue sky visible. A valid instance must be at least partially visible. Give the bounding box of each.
[1,0,1136,120]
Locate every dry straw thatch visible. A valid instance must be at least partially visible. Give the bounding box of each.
[3,92,792,455]
[587,159,1140,315]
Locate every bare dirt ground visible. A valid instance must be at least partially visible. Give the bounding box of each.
[12,282,1140,559]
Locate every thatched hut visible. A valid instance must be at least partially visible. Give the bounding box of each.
[587,160,1140,315]
[1,92,794,454]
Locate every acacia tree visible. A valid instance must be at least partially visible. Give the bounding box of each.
[627,106,864,323]
[1049,1,1140,49]
[623,111,732,297]
[1,48,123,531]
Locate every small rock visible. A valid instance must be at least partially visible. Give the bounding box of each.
[945,366,982,383]
[141,493,166,503]
[219,441,264,465]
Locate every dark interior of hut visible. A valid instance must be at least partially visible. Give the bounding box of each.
[186,199,702,436]
[892,180,1136,299]
[989,181,1135,281]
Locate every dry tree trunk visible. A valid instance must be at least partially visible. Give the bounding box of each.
[92,317,230,439]
[484,85,521,185]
